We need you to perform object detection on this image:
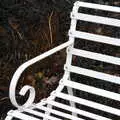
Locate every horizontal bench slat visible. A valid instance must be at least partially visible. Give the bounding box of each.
[65,65,120,84]
[24,108,61,120]
[69,31,120,46]
[35,105,84,120]
[63,80,120,101]
[75,1,120,13]
[43,100,111,120]
[8,110,40,120]
[56,93,120,116]
[71,48,120,65]
[71,12,120,27]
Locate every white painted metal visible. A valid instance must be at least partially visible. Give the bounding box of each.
[69,30,120,46]
[42,100,111,120]
[71,12,120,27]
[43,2,79,119]
[65,65,120,84]
[64,3,78,117]
[9,40,73,108]
[6,1,120,120]
[7,110,40,120]
[23,108,62,120]
[5,116,13,120]
[43,104,52,120]
[63,80,120,101]
[71,48,120,65]
[55,93,120,116]
[35,105,84,120]
[43,82,65,120]
[74,1,120,12]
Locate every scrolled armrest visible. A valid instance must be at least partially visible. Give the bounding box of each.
[9,40,73,108]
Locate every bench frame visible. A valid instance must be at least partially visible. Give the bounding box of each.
[5,1,120,120]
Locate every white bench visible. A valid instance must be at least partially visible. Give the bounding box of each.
[5,1,120,120]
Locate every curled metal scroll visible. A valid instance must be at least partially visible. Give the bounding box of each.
[9,63,35,108]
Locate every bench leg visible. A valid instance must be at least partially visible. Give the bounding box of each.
[43,85,64,120]
[43,104,52,120]
[5,115,13,120]
[67,86,78,117]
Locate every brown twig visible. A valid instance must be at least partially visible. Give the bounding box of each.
[48,11,54,46]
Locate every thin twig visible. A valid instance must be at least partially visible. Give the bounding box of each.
[48,11,54,46]
[43,31,51,48]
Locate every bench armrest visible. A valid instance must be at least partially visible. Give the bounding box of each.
[9,40,73,108]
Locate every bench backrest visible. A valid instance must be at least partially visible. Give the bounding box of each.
[62,1,120,119]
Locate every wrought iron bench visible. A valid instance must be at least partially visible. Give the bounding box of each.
[5,1,120,120]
